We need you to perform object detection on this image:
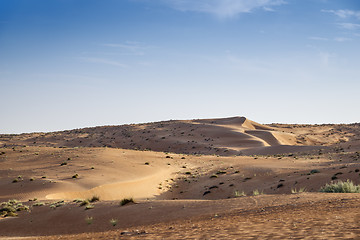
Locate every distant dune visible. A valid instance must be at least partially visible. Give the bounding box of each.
[1,116,355,156]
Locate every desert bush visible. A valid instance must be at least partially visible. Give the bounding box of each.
[89,195,100,202]
[85,216,93,225]
[120,198,134,206]
[291,187,306,194]
[110,218,118,226]
[85,204,94,210]
[0,199,28,217]
[33,202,45,207]
[234,190,246,197]
[80,200,90,206]
[320,180,360,193]
[252,189,263,196]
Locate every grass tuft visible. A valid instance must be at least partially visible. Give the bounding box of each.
[252,189,263,196]
[320,179,360,193]
[291,187,306,194]
[234,190,246,197]
[110,218,118,226]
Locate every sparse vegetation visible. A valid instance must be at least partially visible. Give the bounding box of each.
[310,169,320,174]
[252,189,263,196]
[85,216,93,225]
[80,200,90,206]
[0,199,29,217]
[89,195,100,202]
[291,187,306,194]
[85,204,94,210]
[320,180,360,193]
[110,218,118,226]
[120,198,135,206]
[33,202,45,206]
[234,190,246,197]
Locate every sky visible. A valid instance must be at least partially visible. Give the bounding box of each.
[1,0,360,133]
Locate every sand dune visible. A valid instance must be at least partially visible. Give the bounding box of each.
[1,116,360,239]
[1,116,346,156]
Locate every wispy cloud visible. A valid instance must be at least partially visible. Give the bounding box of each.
[337,22,360,30]
[308,36,329,41]
[321,9,360,19]
[79,57,128,68]
[160,0,286,18]
[102,42,149,56]
[334,37,352,42]
[308,36,352,42]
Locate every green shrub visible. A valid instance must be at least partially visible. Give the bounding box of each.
[85,216,93,225]
[80,200,90,206]
[252,189,263,196]
[110,218,118,226]
[320,180,360,193]
[85,204,94,210]
[234,190,246,197]
[291,187,306,194]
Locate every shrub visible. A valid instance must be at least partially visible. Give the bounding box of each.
[120,198,134,206]
[33,202,45,207]
[291,187,306,194]
[80,200,90,206]
[234,190,246,197]
[0,199,29,217]
[110,218,118,226]
[89,196,100,202]
[85,216,93,225]
[252,189,263,196]
[320,180,360,193]
[85,204,94,210]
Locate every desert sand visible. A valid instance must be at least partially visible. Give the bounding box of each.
[1,116,360,239]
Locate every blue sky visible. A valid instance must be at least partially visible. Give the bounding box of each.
[1,0,360,133]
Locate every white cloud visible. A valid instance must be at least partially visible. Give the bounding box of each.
[334,37,352,42]
[308,36,329,41]
[322,9,360,19]
[79,57,128,68]
[161,0,286,18]
[337,22,360,30]
[102,42,147,56]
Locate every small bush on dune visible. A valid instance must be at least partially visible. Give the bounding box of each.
[0,199,29,217]
[320,180,360,193]
[120,198,135,206]
[80,200,90,206]
[89,195,100,202]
